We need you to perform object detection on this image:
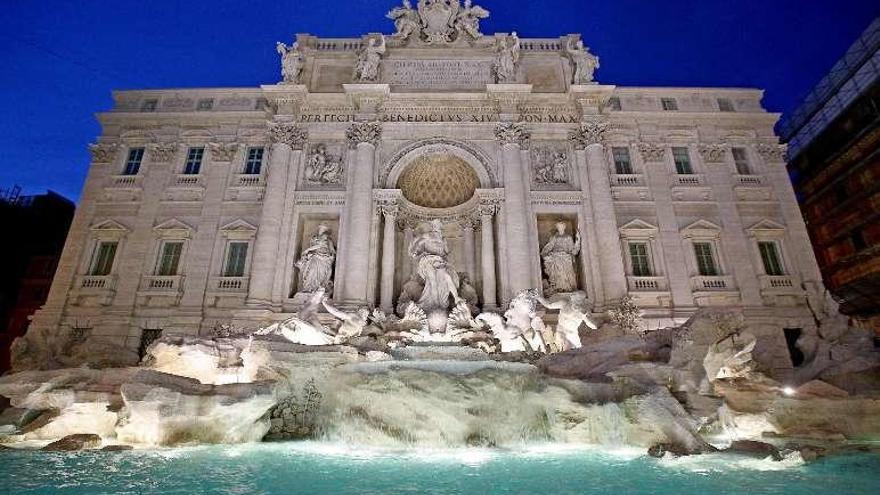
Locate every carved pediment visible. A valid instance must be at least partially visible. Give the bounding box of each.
[90,219,130,233]
[619,218,659,238]
[220,219,258,239]
[153,218,195,238]
[746,219,786,237]
[681,219,722,239]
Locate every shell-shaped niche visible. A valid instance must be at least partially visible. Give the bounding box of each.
[397,153,479,209]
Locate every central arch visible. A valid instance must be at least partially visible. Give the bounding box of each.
[381,137,497,190]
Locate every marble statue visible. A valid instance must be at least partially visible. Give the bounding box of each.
[536,293,597,351]
[387,1,421,41]
[458,272,479,315]
[408,220,462,311]
[565,38,599,84]
[396,273,425,316]
[493,32,520,83]
[354,35,386,82]
[276,41,304,84]
[504,290,547,353]
[454,0,490,40]
[295,224,336,294]
[305,144,342,184]
[322,299,370,344]
[475,312,526,352]
[254,289,334,346]
[541,222,580,294]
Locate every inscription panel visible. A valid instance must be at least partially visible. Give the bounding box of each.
[383,59,493,90]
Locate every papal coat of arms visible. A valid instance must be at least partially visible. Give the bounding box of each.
[387,0,489,44]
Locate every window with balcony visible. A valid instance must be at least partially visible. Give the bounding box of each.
[661,98,678,111]
[607,96,621,111]
[223,242,249,277]
[183,147,204,175]
[244,147,264,175]
[732,147,751,175]
[717,98,735,112]
[156,241,184,276]
[628,242,653,276]
[693,242,719,276]
[89,241,118,276]
[140,99,158,112]
[672,147,693,174]
[612,147,633,174]
[123,148,144,175]
[758,241,784,276]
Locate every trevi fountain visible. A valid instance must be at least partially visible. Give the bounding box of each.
[1,2,879,494]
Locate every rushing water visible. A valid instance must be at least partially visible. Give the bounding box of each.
[1,443,879,495]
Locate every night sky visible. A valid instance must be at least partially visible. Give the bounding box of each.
[1,0,877,202]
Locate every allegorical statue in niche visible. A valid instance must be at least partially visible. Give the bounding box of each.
[354,35,386,82]
[409,219,462,311]
[492,32,520,83]
[454,0,490,40]
[541,222,581,294]
[295,224,336,294]
[387,0,421,41]
[565,38,600,85]
[536,293,597,351]
[276,41,304,84]
[305,144,342,184]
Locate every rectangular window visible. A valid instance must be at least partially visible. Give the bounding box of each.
[89,241,118,276]
[183,147,204,175]
[156,241,183,276]
[607,96,622,111]
[612,147,633,174]
[223,242,249,277]
[693,242,719,276]
[672,147,693,174]
[611,146,633,174]
[717,98,735,112]
[661,98,679,111]
[732,147,751,174]
[758,241,784,276]
[197,98,214,111]
[244,147,264,175]
[629,242,652,276]
[140,99,158,112]
[123,148,144,175]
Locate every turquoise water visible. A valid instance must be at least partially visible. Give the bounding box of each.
[1,443,879,495]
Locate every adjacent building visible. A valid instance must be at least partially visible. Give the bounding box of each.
[26,2,829,378]
[0,188,74,371]
[780,17,880,332]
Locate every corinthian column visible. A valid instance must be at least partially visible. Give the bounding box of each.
[339,121,382,304]
[379,202,398,312]
[248,122,307,307]
[495,122,535,296]
[479,202,499,310]
[571,120,627,305]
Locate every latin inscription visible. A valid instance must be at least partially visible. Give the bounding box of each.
[384,59,492,89]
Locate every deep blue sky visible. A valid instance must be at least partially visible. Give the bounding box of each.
[1,0,877,202]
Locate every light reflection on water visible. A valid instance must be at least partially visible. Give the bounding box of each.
[1,442,879,495]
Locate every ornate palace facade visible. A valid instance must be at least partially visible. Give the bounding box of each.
[30,1,825,372]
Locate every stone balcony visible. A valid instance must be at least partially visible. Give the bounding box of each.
[610,174,650,201]
[108,174,142,188]
[691,275,735,291]
[141,275,183,291]
[733,174,763,186]
[674,174,704,186]
[101,175,143,203]
[173,174,203,187]
[209,276,249,292]
[759,275,801,295]
[72,275,117,306]
[78,275,116,290]
[225,174,266,202]
[626,276,669,291]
